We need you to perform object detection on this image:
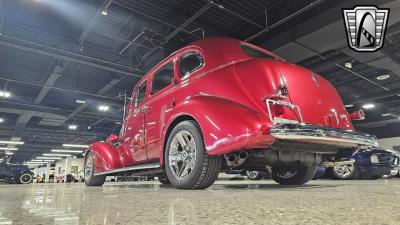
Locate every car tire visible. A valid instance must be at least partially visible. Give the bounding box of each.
[331,163,359,180]
[158,175,171,184]
[84,151,106,186]
[165,120,222,189]
[246,171,263,180]
[17,173,33,184]
[272,164,316,185]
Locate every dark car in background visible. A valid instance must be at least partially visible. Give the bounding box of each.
[0,162,34,184]
[326,149,392,180]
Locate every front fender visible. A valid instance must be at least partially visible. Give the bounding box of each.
[164,95,274,156]
[88,142,124,173]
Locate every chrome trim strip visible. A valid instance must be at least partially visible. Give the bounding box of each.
[94,163,160,176]
[271,123,378,147]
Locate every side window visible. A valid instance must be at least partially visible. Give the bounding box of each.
[135,83,147,106]
[179,52,204,78]
[151,62,174,94]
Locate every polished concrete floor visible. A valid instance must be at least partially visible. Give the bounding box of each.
[0,178,400,225]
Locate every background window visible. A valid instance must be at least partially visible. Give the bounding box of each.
[180,52,204,77]
[135,83,147,106]
[151,63,174,94]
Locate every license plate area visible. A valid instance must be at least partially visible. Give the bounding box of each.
[266,99,304,124]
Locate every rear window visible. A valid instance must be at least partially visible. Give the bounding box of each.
[179,52,204,78]
[241,44,280,60]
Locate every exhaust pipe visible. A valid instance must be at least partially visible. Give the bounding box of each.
[237,151,248,165]
[225,154,238,167]
[224,151,248,167]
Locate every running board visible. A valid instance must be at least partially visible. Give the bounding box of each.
[94,162,160,176]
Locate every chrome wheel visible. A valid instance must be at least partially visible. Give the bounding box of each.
[85,155,93,180]
[168,130,197,180]
[333,163,354,179]
[275,169,298,179]
[246,171,260,179]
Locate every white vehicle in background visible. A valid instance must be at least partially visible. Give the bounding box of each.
[385,149,400,177]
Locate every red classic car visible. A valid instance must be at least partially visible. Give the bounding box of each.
[84,37,378,189]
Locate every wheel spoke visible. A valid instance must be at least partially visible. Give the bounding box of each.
[177,160,190,178]
[176,133,189,149]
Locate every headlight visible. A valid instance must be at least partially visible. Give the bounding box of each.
[370,154,379,164]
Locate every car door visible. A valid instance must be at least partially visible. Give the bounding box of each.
[121,81,149,164]
[145,61,176,161]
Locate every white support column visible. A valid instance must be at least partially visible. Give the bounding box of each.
[64,157,72,182]
[45,163,51,183]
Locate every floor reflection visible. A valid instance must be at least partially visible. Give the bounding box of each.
[0,180,398,225]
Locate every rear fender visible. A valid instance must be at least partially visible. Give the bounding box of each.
[88,142,124,173]
[162,95,273,162]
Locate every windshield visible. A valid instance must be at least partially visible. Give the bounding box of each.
[241,44,282,61]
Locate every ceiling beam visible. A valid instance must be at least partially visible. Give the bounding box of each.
[0,35,143,77]
[136,1,212,67]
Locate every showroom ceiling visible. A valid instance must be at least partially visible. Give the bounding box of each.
[0,0,400,162]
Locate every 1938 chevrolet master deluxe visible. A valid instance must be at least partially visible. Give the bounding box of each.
[84,37,378,189]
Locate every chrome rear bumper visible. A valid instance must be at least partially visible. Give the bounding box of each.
[270,123,378,147]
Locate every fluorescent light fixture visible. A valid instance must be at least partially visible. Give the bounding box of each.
[0,118,3,123]
[376,75,390,80]
[25,162,45,165]
[43,153,71,157]
[75,99,86,104]
[68,125,78,130]
[101,10,108,16]
[344,62,352,69]
[51,149,83,153]
[98,105,110,111]
[5,152,14,155]
[36,157,62,160]
[0,147,18,151]
[62,144,89,148]
[344,104,354,108]
[362,103,375,109]
[382,113,391,117]
[32,159,55,162]
[0,91,10,98]
[0,140,24,145]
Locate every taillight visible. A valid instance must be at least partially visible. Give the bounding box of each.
[349,109,365,120]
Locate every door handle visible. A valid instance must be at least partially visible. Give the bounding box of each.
[141,104,150,112]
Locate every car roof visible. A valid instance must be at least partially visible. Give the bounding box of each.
[134,37,281,87]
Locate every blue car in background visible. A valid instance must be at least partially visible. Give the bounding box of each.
[323,148,393,180]
[0,162,34,184]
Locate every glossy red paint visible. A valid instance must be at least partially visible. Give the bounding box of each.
[88,37,364,174]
